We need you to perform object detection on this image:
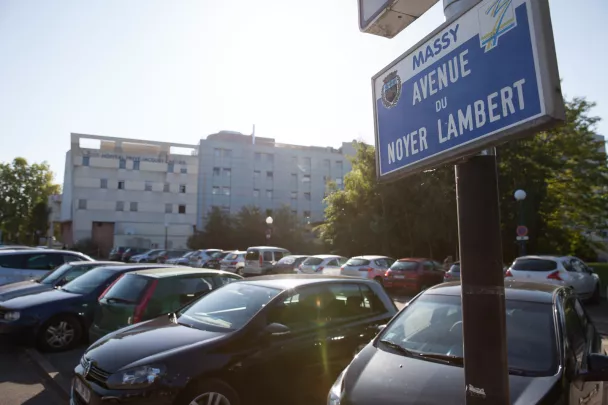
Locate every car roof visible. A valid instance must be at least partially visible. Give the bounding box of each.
[351,255,392,260]
[309,254,343,259]
[247,246,288,250]
[0,249,86,255]
[128,267,238,278]
[66,261,123,266]
[282,255,309,258]
[397,257,429,262]
[425,280,560,304]
[242,274,374,290]
[514,255,568,261]
[93,264,180,272]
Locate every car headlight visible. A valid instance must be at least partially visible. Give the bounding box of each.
[327,367,347,405]
[4,311,20,321]
[106,364,166,389]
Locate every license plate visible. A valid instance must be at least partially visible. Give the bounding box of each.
[73,378,91,403]
[394,275,405,279]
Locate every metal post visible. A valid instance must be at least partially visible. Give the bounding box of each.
[164,226,168,250]
[518,201,526,256]
[445,1,510,404]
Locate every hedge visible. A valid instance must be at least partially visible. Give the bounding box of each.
[588,263,608,292]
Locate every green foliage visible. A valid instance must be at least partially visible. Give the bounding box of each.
[0,158,60,244]
[321,97,608,262]
[188,205,315,253]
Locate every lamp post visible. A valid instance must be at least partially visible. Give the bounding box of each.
[514,189,527,256]
[265,216,273,242]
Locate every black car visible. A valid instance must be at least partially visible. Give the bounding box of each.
[0,264,176,352]
[273,255,311,274]
[71,275,398,405]
[328,280,608,405]
[0,261,123,302]
[121,248,148,263]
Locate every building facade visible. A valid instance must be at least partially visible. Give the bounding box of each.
[60,133,199,256]
[196,131,356,229]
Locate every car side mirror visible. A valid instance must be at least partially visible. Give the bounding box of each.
[580,353,608,382]
[264,322,291,337]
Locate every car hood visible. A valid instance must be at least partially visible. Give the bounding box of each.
[0,288,83,310]
[85,316,227,372]
[0,281,54,302]
[344,346,560,405]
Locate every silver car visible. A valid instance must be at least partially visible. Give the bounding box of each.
[297,255,348,275]
[443,262,461,282]
[220,251,246,274]
[340,255,395,282]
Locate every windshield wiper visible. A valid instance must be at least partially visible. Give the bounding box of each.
[379,339,419,357]
[417,353,464,365]
[105,297,135,304]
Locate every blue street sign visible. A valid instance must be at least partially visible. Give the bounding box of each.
[372,0,564,181]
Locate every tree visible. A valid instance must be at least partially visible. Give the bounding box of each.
[188,207,234,249]
[233,206,266,249]
[0,158,60,243]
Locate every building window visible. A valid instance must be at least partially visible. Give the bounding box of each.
[253,189,260,198]
[130,202,138,212]
[118,181,125,190]
[119,159,126,169]
[78,199,87,210]
[266,171,273,180]
[223,187,231,196]
[133,160,140,170]
[255,152,261,161]
[180,167,187,174]
[168,162,174,173]
[145,181,153,191]
[223,149,232,158]
[266,189,273,199]
[165,203,172,213]
[303,174,311,183]
[303,210,311,218]
[213,167,220,176]
[291,173,297,183]
[223,168,231,177]
[266,153,274,163]
[178,205,186,214]
[116,201,124,211]
[212,186,220,195]
[291,191,297,200]
[179,184,186,193]
[253,170,261,179]
[303,157,311,166]
[304,192,311,201]
[336,161,343,171]
[100,179,108,189]
[82,156,90,166]
[163,183,170,192]
[214,148,221,157]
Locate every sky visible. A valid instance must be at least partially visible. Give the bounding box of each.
[0,0,606,185]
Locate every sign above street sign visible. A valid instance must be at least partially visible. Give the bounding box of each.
[372,0,565,181]
[516,225,528,237]
[358,0,439,38]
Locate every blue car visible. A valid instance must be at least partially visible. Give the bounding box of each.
[0,261,123,302]
[0,264,175,352]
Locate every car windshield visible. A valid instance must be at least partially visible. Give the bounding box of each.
[303,257,324,266]
[225,253,239,260]
[103,274,151,303]
[178,283,281,331]
[61,268,118,295]
[511,258,558,271]
[183,251,195,258]
[278,256,299,265]
[379,294,557,376]
[38,263,74,284]
[346,258,370,266]
[391,261,420,271]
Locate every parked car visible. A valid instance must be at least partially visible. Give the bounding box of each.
[189,249,222,268]
[165,251,196,266]
[297,255,348,275]
[505,255,601,303]
[0,261,123,302]
[121,247,148,263]
[340,255,396,283]
[156,249,190,264]
[329,280,608,405]
[0,249,93,286]
[89,268,242,342]
[382,258,445,292]
[243,246,291,276]
[273,255,310,274]
[202,251,233,270]
[108,247,128,261]
[443,261,461,282]
[220,250,247,273]
[72,275,398,405]
[0,264,174,352]
[129,249,164,263]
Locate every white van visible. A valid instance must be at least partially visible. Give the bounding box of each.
[243,246,291,276]
[0,249,93,285]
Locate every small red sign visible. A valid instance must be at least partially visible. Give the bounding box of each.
[516,225,528,237]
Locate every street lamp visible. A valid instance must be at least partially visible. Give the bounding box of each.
[265,216,273,241]
[514,189,527,256]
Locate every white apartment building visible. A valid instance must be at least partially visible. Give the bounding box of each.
[60,133,199,256]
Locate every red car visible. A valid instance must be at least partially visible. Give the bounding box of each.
[383,258,445,292]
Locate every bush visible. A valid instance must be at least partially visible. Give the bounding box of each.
[588,263,608,291]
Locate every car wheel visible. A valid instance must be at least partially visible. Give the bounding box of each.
[177,379,240,405]
[236,267,244,275]
[37,314,83,352]
[589,283,601,305]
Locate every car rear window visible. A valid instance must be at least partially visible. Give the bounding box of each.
[103,274,152,303]
[512,259,558,271]
[346,258,370,266]
[303,257,324,266]
[278,256,303,265]
[391,261,420,271]
[246,250,260,260]
[225,253,239,260]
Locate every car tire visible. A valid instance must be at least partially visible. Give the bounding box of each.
[236,267,244,275]
[36,314,83,353]
[589,283,601,305]
[177,378,240,405]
